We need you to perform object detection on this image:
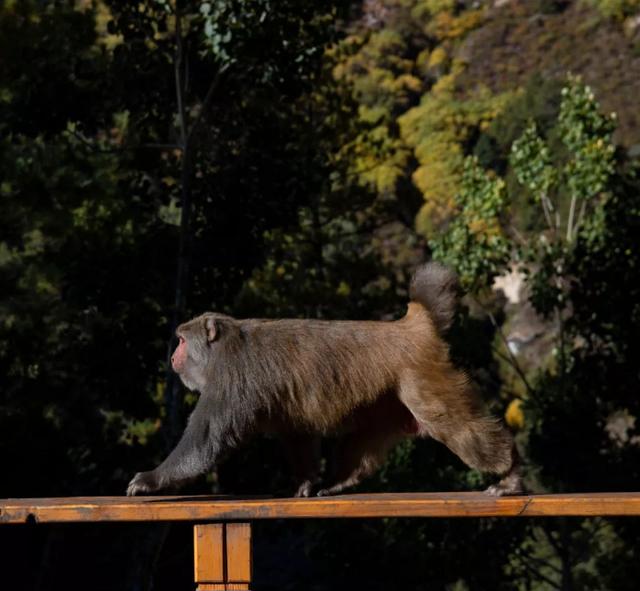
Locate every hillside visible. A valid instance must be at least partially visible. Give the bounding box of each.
[457,0,640,149]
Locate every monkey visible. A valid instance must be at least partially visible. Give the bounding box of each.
[127,262,523,497]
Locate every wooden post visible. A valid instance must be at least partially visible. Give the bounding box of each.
[194,523,225,590]
[193,523,252,591]
[225,523,252,590]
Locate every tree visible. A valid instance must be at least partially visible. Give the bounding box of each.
[0,1,351,589]
[431,76,640,590]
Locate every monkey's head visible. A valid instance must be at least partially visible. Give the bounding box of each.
[171,313,235,392]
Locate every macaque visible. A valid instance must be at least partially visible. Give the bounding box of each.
[127,263,523,497]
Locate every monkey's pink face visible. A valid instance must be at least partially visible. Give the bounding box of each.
[171,336,188,372]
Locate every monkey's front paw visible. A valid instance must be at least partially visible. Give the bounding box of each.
[126,471,160,496]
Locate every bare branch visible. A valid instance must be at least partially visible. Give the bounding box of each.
[539,192,555,233]
[516,554,562,590]
[185,64,229,148]
[174,10,187,148]
[473,296,535,397]
[139,143,182,151]
[566,194,577,242]
[572,198,588,238]
[64,129,120,154]
[541,524,564,556]
[521,550,563,575]
[507,223,529,247]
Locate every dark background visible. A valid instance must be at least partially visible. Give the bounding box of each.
[1,1,640,589]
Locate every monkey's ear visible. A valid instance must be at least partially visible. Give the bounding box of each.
[205,317,220,344]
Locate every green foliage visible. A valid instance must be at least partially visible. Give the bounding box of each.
[511,123,556,199]
[331,0,504,238]
[400,82,512,233]
[2,2,640,591]
[510,78,616,230]
[508,78,617,315]
[558,81,616,206]
[430,77,618,300]
[430,156,510,290]
[200,0,337,80]
[200,0,235,64]
[0,0,367,588]
[331,25,419,197]
[431,76,640,589]
[587,0,640,19]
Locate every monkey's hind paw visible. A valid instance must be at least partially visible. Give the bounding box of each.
[484,477,525,497]
[316,486,346,497]
[293,481,315,498]
[485,484,507,497]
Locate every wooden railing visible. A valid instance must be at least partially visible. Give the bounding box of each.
[2,492,640,590]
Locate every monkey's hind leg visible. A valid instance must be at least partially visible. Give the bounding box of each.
[316,430,401,497]
[398,369,523,496]
[316,394,412,497]
[484,444,523,496]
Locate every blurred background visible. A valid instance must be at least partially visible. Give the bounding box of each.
[1,0,640,589]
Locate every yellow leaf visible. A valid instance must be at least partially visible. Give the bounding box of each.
[505,399,525,430]
[336,281,351,297]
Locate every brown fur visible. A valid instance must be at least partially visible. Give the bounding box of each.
[127,262,522,497]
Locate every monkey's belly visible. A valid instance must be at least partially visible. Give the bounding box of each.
[336,391,421,437]
[401,414,421,435]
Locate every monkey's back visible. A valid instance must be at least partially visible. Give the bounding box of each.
[235,306,443,433]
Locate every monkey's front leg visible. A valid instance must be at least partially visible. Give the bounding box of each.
[127,470,167,496]
[127,404,222,496]
[484,445,524,496]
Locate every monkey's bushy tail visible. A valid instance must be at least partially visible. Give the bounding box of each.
[409,262,459,334]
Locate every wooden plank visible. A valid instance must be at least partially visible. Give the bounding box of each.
[1,492,640,523]
[194,524,225,588]
[225,523,252,589]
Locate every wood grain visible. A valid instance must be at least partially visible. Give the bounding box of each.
[1,492,640,524]
[225,523,252,586]
[194,524,224,586]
